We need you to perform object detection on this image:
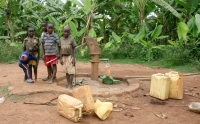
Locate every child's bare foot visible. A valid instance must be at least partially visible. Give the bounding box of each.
[66,85,72,89]
[66,83,72,89]
[42,77,49,81]
[47,79,54,84]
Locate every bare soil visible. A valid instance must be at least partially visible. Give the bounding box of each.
[0,60,200,124]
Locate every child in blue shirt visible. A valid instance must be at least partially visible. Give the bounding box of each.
[18,46,38,83]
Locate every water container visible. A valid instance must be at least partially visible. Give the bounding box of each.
[57,94,83,122]
[94,99,113,120]
[105,63,110,77]
[165,71,183,99]
[150,73,170,100]
[72,85,95,112]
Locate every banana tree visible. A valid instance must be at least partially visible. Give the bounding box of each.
[175,0,199,21]
[151,0,181,19]
[69,0,98,45]
[173,14,200,47]
[133,23,168,60]
[0,0,28,42]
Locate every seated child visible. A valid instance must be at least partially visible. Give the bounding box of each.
[18,46,38,83]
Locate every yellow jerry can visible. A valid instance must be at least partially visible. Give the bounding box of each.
[57,94,83,123]
[72,85,95,112]
[165,71,183,99]
[94,99,113,120]
[150,73,170,100]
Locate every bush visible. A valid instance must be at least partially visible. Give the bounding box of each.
[0,42,22,63]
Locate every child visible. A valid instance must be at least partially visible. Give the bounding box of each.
[41,22,60,83]
[41,21,56,81]
[59,26,76,88]
[18,46,38,83]
[41,21,51,81]
[41,21,48,40]
[22,27,40,82]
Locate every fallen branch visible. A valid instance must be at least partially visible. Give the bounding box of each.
[24,102,56,106]
[24,97,58,106]
[183,73,200,76]
[184,93,200,99]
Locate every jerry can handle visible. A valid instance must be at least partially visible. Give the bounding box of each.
[155,73,164,76]
[78,107,82,117]
[169,71,179,74]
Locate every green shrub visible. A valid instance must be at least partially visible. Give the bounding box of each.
[0,42,22,63]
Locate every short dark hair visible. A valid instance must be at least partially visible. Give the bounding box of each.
[63,25,70,31]
[28,27,34,31]
[47,22,54,27]
[42,21,48,25]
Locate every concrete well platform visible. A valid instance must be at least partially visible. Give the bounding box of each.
[10,73,140,97]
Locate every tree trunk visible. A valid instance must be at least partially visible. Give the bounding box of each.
[140,9,144,25]
[103,14,107,43]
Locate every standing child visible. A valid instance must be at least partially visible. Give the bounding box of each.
[19,46,38,83]
[59,26,76,88]
[22,27,40,82]
[41,21,52,81]
[41,22,60,83]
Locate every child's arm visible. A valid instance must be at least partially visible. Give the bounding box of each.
[41,36,45,60]
[41,44,45,60]
[22,38,27,51]
[58,39,61,59]
[58,45,63,65]
[30,55,38,61]
[57,39,63,65]
[72,39,77,66]
[37,38,40,60]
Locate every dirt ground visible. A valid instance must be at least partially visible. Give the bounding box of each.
[0,60,200,124]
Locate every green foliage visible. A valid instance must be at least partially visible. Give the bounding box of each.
[151,25,163,40]
[88,28,96,37]
[175,0,199,14]
[83,0,92,14]
[195,14,200,33]
[14,31,27,38]
[151,0,181,18]
[0,0,200,73]
[0,42,22,63]
[187,17,198,37]
[177,22,189,41]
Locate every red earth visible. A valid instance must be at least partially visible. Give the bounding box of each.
[0,60,200,124]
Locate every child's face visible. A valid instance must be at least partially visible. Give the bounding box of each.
[28,28,34,37]
[63,29,70,38]
[47,24,54,34]
[42,23,47,32]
